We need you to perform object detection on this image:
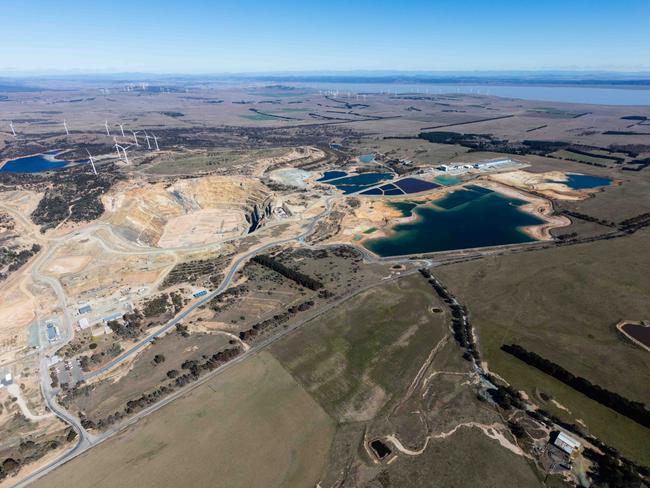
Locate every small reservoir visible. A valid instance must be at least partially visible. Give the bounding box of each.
[317,170,348,182]
[0,151,79,173]
[364,186,544,256]
[434,175,462,186]
[360,177,439,196]
[358,154,375,163]
[323,172,393,194]
[547,173,611,190]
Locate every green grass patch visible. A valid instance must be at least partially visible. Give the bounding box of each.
[270,274,447,420]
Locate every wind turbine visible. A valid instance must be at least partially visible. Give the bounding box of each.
[114,143,129,164]
[152,133,160,151]
[121,147,130,164]
[85,149,98,176]
[119,124,125,137]
[104,120,111,136]
[144,131,152,150]
[63,120,69,136]
[9,121,16,137]
[131,130,140,146]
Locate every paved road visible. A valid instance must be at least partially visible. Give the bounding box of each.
[15,264,415,487]
[81,195,336,382]
[11,177,551,487]
[12,194,337,486]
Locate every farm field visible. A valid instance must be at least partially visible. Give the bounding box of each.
[435,228,650,464]
[270,273,448,420]
[32,351,335,488]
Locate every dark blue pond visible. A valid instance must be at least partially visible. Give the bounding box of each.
[360,187,383,195]
[325,172,393,194]
[0,151,73,173]
[359,177,438,196]
[318,170,348,182]
[395,177,440,194]
[546,173,611,189]
[364,187,544,256]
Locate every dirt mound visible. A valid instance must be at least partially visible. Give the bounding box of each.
[104,176,271,247]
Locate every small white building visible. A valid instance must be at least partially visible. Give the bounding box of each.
[553,432,581,456]
[437,164,451,172]
[78,317,90,329]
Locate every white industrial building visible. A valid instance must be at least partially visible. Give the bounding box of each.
[473,158,514,170]
[553,432,581,456]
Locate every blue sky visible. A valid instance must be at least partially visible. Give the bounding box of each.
[2,0,649,73]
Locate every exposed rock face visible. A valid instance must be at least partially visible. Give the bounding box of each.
[104,176,272,247]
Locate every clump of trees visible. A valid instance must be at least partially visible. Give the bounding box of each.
[584,447,645,488]
[209,284,248,312]
[251,255,323,290]
[501,344,650,428]
[0,243,41,281]
[561,210,616,228]
[619,213,650,232]
[161,254,232,288]
[22,163,124,231]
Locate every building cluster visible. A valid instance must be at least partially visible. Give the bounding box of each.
[436,158,515,173]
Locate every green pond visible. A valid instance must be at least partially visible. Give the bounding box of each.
[434,175,462,186]
[364,187,544,256]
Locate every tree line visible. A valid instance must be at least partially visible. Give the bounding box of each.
[501,343,650,428]
[418,269,479,361]
[251,254,323,290]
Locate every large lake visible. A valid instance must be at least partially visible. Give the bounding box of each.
[298,82,650,106]
[364,186,544,256]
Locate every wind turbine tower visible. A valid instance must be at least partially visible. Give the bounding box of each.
[85,149,98,176]
[119,124,125,137]
[152,133,160,151]
[144,131,152,150]
[63,120,69,136]
[105,120,111,136]
[9,121,16,137]
[131,131,140,146]
[114,143,129,164]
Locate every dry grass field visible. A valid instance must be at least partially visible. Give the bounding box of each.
[34,351,335,488]
[435,228,650,464]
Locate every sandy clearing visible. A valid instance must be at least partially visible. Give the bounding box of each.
[157,208,244,247]
[44,255,92,276]
[387,421,529,459]
[486,170,605,201]
[6,384,53,422]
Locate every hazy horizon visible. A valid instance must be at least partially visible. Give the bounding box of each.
[2,0,649,73]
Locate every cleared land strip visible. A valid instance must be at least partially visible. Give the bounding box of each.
[420,114,515,130]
